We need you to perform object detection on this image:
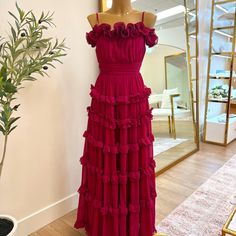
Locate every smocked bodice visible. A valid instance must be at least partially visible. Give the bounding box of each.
[86,22,158,66]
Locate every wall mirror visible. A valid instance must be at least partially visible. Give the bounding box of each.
[100,0,199,175]
[203,0,236,146]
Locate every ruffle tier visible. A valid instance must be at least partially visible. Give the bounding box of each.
[90,83,152,105]
[86,21,158,48]
[74,77,157,236]
[83,129,155,154]
[79,153,156,185]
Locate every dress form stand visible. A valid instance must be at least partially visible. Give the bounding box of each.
[87,0,157,29]
[85,1,166,236]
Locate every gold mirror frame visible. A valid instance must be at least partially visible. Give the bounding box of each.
[99,0,200,174]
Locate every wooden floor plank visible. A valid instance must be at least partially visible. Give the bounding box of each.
[30,141,236,235]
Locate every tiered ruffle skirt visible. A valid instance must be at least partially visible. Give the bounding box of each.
[74,70,157,236]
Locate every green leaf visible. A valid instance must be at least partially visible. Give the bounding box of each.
[22,76,37,81]
[15,2,25,21]
[53,58,63,64]
[47,63,56,69]
[8,11,19,23]
[39,11,45,22]
[15,38,25,49]
[0,66,7,81]
[8,125,17,134]
[9,116,20,126]
[11,25,17,42]
[0,125,5,135]
[1,111,8,124]
[15,20,20,32]
[3,81,17,93]
[3,104,11,117]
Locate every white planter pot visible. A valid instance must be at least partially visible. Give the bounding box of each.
[0,215,18,236]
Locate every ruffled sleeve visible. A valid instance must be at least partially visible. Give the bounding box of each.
[145,28,158,48]
[86,30,97,48]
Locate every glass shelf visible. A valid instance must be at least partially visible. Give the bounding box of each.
[188,8,196,12]
[214,0,236,5]
[208,98,228,103]
[210,76,236,79]
[188,32,197,36]
[213,26,234,38]
[212,52,236,55]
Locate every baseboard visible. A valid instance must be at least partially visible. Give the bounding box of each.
[17,192,78,236]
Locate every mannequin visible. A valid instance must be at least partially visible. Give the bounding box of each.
[85,2,166,236]
[87,0,157,29]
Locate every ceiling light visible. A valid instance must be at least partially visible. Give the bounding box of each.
[106,0,137,9]
[157,5,185,20]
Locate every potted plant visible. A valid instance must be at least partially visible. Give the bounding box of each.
[0,3,67,235]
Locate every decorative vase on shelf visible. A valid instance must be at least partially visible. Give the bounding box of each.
[208,85,229,100]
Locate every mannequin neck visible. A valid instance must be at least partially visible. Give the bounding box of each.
[110,0,133,15]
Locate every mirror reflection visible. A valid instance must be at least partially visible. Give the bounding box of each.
[101,0,199,174]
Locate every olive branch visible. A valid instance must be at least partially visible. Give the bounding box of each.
[0,2,68,178]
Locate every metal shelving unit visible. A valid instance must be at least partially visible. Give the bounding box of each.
[184,0,200,148]
[204,0,236,145]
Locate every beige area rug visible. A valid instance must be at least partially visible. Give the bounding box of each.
[156,154,236,236]
[153,137,187,156]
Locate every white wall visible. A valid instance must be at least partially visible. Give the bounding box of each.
[0,0,98,235]
[141,25,186,94]
[157,25,186,51]
[198,0,212,132]
[142,45,183,94]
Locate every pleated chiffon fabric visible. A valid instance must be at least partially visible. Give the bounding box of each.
[74,13,159,236]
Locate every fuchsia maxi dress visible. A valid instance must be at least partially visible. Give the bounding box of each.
[74,11,158,236]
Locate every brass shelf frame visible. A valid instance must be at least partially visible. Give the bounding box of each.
[184,0,200,150]
[203,0,236,146]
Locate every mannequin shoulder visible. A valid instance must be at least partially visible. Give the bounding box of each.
[87,13,98,28]
[143,11,157,28]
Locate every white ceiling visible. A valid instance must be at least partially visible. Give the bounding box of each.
[132,0,195,29]
[133,0,185,14]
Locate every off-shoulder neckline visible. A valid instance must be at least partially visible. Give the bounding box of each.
[86,20,158,48]
[90,21,156,32]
